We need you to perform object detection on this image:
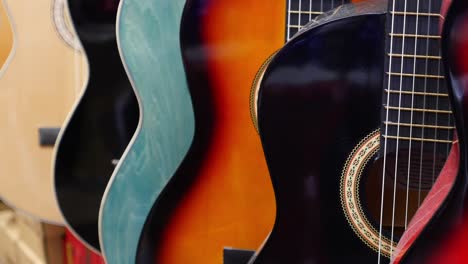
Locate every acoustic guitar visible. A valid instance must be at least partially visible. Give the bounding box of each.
[251,0,461,262]
[136,1,357,264]
[0,0,86,223]
[98,0,195,263]
[53,0,138,252]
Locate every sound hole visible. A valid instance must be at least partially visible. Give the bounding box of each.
[364,146,448,238]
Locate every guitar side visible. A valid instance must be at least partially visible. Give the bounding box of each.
[98,0,195,263]
[136,1,284,263]
[53,0,138,252]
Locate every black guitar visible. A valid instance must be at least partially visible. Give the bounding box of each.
[252,0,464,263]
[53,0,139,252]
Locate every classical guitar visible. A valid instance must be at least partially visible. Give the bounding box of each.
[53,0,138,252]
[135,1,357,264]
[98,0,195,263]
[0,0,86,223]
[252,0,461,262]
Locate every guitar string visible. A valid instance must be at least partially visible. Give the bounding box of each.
[287,0,292,40]
[418,0,434,207]
[444,51,452,155]
[431,0,438,184]
[309,0,313,23]
[442,0,451,155]
[378,0,398,260]
[390,0,409,257]
[321,0,323,17]
[405,0,421,229]
[298,0,302,32]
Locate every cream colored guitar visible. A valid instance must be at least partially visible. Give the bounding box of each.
[0,0,87,223]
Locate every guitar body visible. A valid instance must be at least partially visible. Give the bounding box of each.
[253,0,464,263]
[98,0,195,262]
[53,0,138,252]
[0,0,86,223]
[254,5,387,263]
[135,1,285,263]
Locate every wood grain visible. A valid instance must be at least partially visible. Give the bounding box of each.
[0,0,87,223]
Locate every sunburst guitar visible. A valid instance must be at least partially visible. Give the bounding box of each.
[0,0,86,223]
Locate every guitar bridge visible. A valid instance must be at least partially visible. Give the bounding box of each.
[38,127,61,147]
[223,248,255,264]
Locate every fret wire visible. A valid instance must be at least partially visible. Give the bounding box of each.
[288,10,323,15]
[384,121,455,130]
[383,135,453,144]
[391,11,444,18]
[388,53,441,60]
[384,106,452,114]
[386,72,444,79]
[389,33,441,39]
[384,89,448,97]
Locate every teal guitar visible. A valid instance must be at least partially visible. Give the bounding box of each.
[98,0,194,262]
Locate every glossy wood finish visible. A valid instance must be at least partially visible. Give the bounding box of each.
[98,0,195,262]
[139,2,366,263]
[0,0,86,223]
[53,0,138,252]
[134,1,284,263]
[251,0,465,263]
[252,4,388,262]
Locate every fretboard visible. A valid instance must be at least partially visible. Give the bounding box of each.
[286,0,348,41]
[382,0,453,145]
[381,0,453,187]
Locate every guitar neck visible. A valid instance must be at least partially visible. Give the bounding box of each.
[382,0,454,150]
[286,0,348,41]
